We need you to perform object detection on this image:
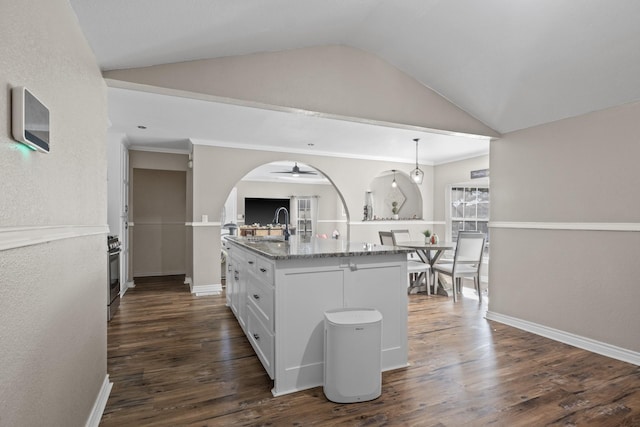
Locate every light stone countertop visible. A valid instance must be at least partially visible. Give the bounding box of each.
[224,235,412,260]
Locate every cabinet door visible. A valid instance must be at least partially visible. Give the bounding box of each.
[343,261,408,370]
[277,268,344,393]
[247,305,275,379]
[236,262,249,332]
[248,270,275,332]
[229,254,241,318]
[237,256,250,331]
[225,248,234,307]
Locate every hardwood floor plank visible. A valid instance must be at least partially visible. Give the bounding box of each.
[100,276,640,426]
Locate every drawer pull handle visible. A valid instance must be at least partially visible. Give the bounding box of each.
[260,268,267,273]
[253,294,260,300]
[253,333,260,341]
[248,261,254,265]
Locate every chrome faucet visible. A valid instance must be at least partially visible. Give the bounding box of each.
[273,207,290,241]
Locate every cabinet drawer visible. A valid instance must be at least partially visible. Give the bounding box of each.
[255,258,274,285]
[244,253,257,271]
[247,305,274,379]
[247,275,274,332]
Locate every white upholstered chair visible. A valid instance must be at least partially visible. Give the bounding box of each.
[391,229,423,261]
[433,232,485,302]
[380,231,431,295]
[378,230,395,246]
[390,229,412,244]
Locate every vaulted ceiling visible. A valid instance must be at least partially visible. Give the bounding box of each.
[70,0,640,162]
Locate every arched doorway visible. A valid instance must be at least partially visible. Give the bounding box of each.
[219,160,349,275]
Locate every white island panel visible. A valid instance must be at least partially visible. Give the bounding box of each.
[278,267,344,396]
[224,236,410,397]
[343,261,408,370]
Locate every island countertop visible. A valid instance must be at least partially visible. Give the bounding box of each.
[224,235,412,260]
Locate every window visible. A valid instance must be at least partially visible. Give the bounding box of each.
[296,197,312,240]
[450,186,489,252]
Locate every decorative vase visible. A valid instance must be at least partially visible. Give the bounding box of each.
[364,191,373,221]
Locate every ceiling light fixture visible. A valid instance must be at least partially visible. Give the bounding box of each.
[391,169,398,188]
[410,138,424,184]
[271,162,317,177]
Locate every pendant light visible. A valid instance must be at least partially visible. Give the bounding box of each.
[391,169,398,188]
[410,138,424,184]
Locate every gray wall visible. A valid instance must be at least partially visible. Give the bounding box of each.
[105,45,499,138]
[489,101,640,354]
[0,0,108,425]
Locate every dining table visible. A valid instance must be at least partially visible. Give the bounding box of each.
[396,240,455,296]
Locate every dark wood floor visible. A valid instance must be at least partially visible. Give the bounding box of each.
[101,276,640,426]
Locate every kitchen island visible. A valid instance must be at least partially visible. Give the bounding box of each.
[223,235,412,396]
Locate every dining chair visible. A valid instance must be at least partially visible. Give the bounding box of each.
[378,231,395,246]
[380,231,431,295]
[433,232,485,302]
[390,229,419,261]
[390,229,412,244]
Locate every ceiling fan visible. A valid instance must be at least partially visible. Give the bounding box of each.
[271,162,317,177]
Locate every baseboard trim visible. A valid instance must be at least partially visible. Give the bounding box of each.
[186,276,222,297]
[121,281,135,296]
[0,225,109,251]
[133,270,186,277]
[489,221,640,232]
[190,281,222,296]
[485,311,640,366]
[85,374,112,427]
[350,220,445,226]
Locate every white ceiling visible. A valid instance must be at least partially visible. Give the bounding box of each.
[108,86,490,165]
[71,0,640,163]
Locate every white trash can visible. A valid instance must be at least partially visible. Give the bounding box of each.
[323,308,383,403]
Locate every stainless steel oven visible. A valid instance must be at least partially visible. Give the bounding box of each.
[107,235,121,321]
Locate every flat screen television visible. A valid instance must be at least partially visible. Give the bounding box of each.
[12,86,50,153]
[244,198,290,226]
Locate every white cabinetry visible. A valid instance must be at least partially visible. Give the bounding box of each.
[227,246,248,332]
[247,255,275,378]
[224,242,234,308]
[225,240,408,396]
[275,256,407,396]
